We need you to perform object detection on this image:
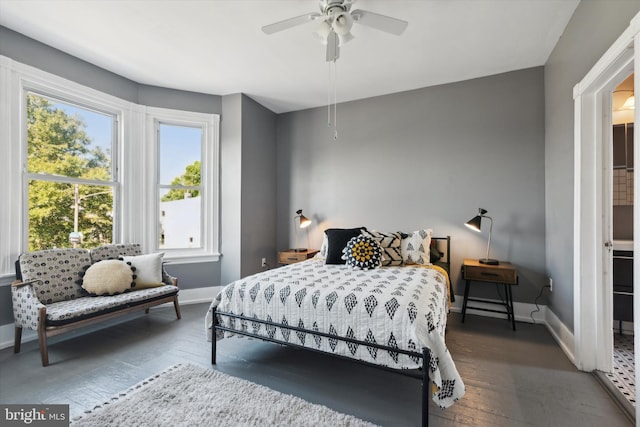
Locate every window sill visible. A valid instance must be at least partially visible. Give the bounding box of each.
[163,252,220,265]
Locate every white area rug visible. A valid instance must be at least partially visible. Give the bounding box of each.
[72,363,376,427]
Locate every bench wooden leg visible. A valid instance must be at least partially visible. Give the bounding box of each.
[145,308,150,314]
[173,297,182,320]
[38,307,49,366]
[14,326,22,353]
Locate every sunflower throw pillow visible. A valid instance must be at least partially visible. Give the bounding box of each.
[341,235,382,270]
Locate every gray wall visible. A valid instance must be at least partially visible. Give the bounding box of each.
[544,0,640,330]
[276,67,546,302]
[220,94,278,284]
[241,96,278,277]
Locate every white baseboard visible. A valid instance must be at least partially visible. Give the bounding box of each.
[543,306,576,366]
[0,286,222,351]
[175,286,221,305]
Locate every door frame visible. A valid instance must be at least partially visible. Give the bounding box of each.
[573,12,640,421]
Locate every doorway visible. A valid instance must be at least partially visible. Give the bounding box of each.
[573,13,640,423]
[601,75,636,412]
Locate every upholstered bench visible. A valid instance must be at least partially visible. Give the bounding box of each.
[11,244,181,366]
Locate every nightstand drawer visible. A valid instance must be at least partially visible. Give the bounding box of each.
[279,252,308,263]
[464,264,517,284]
[278,250,319,264]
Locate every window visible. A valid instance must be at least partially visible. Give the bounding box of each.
[158,123,203,249]
[25,92,116,251]
[0,57,219,278]
[147,107,218,260]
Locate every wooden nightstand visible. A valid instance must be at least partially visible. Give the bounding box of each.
[461,258,518,330]
[278,249,319,265]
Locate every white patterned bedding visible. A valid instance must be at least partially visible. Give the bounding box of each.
[205,258,465,408]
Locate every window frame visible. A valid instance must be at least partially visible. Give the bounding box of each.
[0,55,220,280]
[146,106,219,261]
[23,90,121,251]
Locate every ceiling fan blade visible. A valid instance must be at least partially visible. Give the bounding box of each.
[350,9,408,35]
[262,12,322,35]
[326,30,340,62]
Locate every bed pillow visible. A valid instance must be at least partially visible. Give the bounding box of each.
[400,229,432,265]
[341,235,382,270]
[82,259,136,295]
[324,227,367,264]
[119,252,165,288]
[362,230,403,266]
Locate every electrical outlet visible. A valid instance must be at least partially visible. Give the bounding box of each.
[549,277,553,292]
[261,257,267,268]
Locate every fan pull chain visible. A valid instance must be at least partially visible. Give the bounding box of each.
[327,61,332,128]
[326,60,339,140]
[333,60,338,140]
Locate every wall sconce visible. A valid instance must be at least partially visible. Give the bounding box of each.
[465,208,499,265]
[294,209,312,252]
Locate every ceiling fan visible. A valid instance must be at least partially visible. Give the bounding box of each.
[262,0,408,62]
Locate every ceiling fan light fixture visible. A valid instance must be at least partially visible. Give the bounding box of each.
[261,0,409,140]
[339,32,355,45]
[314,19,332,43]
[333,11,354,35]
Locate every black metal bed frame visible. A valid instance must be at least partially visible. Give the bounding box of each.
[211,236,452,427]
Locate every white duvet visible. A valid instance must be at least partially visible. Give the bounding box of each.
[205,258,465,408]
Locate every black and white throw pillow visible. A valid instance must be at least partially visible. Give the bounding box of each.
[324,227,367,264]
[362,230,403,266]
[341,235,382,270]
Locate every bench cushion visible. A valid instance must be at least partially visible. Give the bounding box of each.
[19,248,91,304]
[45,285,178,326]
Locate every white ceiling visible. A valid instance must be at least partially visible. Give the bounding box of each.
[0,0,580,113]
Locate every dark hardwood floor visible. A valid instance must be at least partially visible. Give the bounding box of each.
[0,303,632,426]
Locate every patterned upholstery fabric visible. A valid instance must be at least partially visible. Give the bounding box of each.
[90,244,142,263]
[11,282,46,330]
[12,244,179,335]
[18,248,91,304]
[45,285,178,325]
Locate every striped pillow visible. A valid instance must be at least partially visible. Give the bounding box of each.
[362,230,403,266]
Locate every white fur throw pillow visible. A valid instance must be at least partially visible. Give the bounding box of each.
[82,260,135,295]
[119,253,165,288]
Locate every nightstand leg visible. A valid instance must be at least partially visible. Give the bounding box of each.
[503,284,511,322]
[462,280,471,322]
[507,284,516,331]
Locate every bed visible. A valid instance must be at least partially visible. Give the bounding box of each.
[206,234,464,426]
